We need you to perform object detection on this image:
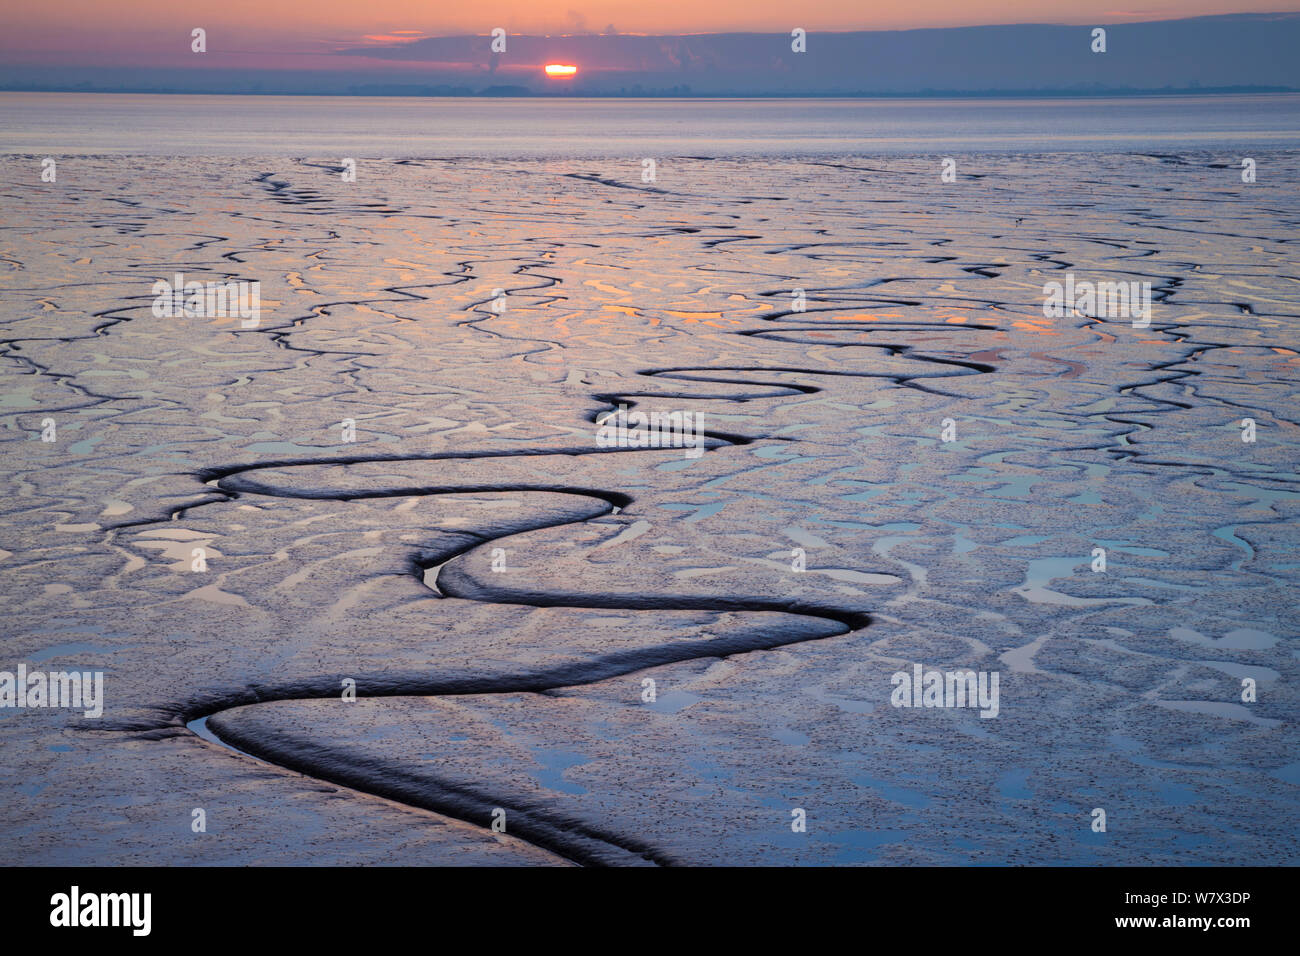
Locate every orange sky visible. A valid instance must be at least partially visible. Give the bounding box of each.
[8,0,1300,41]
[5,0,1299,74]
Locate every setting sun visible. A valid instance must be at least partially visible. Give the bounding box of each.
[543,64,578,78]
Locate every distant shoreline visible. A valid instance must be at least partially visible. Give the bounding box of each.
[2,86,1296,99]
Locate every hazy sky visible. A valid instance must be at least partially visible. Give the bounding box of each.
[4,2,1299,85]
[7,1,1300,53]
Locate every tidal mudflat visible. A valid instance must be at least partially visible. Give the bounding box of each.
[1,152,1296,865]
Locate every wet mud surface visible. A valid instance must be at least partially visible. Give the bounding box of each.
[1,153,1297,864]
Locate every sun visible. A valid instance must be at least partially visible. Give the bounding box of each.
[544,64,578,78]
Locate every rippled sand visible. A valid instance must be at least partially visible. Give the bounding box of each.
[1,153,1296,864]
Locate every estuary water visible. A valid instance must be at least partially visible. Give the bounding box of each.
[1,91,1298,156]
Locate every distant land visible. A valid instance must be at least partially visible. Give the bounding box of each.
[2,13,1297,97]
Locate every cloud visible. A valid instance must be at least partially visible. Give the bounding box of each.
[567,10,590,34]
